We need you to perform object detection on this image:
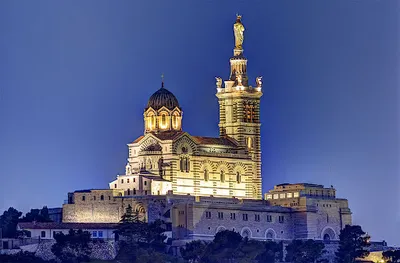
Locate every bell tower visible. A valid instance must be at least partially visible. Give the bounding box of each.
[215,15,263,199]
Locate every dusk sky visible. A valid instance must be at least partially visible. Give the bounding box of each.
[0,1,399,245]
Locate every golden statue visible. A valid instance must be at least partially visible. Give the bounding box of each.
[234,15,245,49]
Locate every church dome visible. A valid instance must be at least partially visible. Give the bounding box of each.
[146,87,180,111]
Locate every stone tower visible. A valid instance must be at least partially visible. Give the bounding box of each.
[215,15,263,199]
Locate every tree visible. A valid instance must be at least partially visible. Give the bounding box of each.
[285,239,325,263]
[0,207,22,238]
[20,206,52,222]
[383,250,400,263]
[115,204,144,244]
[180,240,207,263]
[51,229,92,263]
[335,225,370,263]
[256,241,282,263]
[202,230,243,263]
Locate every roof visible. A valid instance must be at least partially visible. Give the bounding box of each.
[192,136,238,147]
[18,222,118,230]
[146,87,180,111]
[152,131,185,141]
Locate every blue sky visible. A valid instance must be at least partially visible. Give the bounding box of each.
[0,1,399,245]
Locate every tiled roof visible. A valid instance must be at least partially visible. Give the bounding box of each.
[132,135,145,143]
[152,131,185,141]
[192,136,238,147]
[18,222,118,230]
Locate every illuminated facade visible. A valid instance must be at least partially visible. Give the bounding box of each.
[108,15,262,199]
[57,17,353,262]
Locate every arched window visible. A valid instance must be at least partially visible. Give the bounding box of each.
[180,157,189,172]
[236,172,241,183]
[127,189,131,195]
[100,195,104,201]
[133,188,136,195]
[172,112,180,129]
[247,137,253,150]
[220,170,225,182]
[204,170,209,181]
[160,113,168,129]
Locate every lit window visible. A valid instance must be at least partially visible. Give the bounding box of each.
[280,193,285,199]
[247,137,253,150]
[266,194,272,200]
[273,194,279,199]
[287,193,293,198]
[293,192,299,198]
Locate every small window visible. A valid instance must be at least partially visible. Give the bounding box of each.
[145,190,148,195]
[98,231,103,238]
[287,193,293,198]
[243,213,248,221]
[266,194,272,200]
[273,194,279,199]
[230,213,236,220]
[100,195,104,201]
[133,178,136,183]
[204,170,209,181]
[293,192,299,198]
[108,196,111,200]
[41,231,46,238]
[218,212,223,219]
[93,196,96,201]
[280,193,285,199]
[121,179,124,184]
[205,211,211,219]
[220,170,225,182]
[267,215,272,222]
[92,231,97,238]
[127,189,131,195]
[236,172,241,183]
[133,188,136,195]
[82,196,86,201]
[179,211,185,215]
[279,216,284,223]
[255,214,260,221]
[127,179,130,183]
[144,181,147,186]
[114,184,117,189]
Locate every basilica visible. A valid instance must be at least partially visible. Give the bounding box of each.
[21,16,352,258]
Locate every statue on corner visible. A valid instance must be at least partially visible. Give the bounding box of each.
[234,15,245,49]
